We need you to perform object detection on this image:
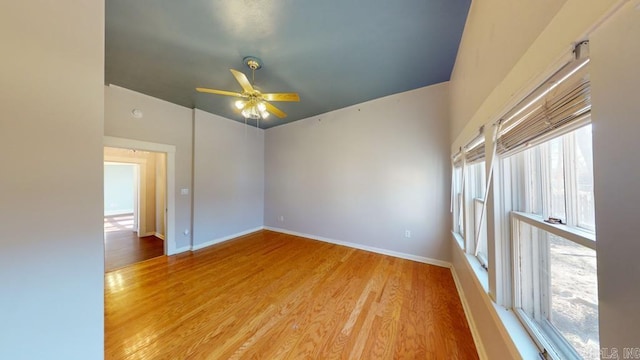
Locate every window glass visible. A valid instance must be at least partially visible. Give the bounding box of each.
[548,234,598,359]
[472,162,486,198]
[453,166,464,236]
[546,138,566,221]
[524,150,542,215]
[515,220,599,359]
[508,124,598,358]
[474,199,488,265]
[573,125,595,231]
[466,161,487,264]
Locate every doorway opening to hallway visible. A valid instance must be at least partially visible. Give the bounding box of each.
[104,147,167,272]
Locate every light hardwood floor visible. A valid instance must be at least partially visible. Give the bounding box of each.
[104,214,164,272]
[105,230,478,359]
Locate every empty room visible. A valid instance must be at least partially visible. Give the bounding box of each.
[2,1,640,359]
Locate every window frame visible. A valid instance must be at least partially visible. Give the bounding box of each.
[511,211,596,360]
[452,164,465,245]
[464,161,487,265]
[473,197,488,267]
[504,124,598,359]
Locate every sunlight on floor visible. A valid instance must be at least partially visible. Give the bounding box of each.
[104,213,134,233]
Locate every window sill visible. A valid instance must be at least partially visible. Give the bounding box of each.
[452,237,540,360]
[452,231,488,291]
[465,249,490,293]
[452,230,465,250]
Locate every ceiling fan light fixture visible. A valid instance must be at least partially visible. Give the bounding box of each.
[241,105,263,120]
[196,56,298,123]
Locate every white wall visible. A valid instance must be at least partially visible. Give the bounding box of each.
[265,84,451,262]
[449,0,568,141]
[104,164,135,215]
[192,110,265,247]
[590,1,640,352]
[0,1,105,359]
[104,85,193,249]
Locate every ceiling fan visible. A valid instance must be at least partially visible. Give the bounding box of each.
[196,56,299,121]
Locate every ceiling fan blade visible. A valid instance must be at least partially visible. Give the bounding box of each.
[262,93,300,102]
[264,101,287,118]
[230,69,254,93]
[196,87,244,97]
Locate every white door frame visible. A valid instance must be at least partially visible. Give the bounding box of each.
[104,136,177,255]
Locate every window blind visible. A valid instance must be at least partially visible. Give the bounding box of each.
[452,151,463,168]
[497,45,591,156]
[464,129,485,165]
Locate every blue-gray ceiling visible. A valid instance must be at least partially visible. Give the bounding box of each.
[106,0,470,129]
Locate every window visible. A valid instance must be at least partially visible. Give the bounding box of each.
[568,125,595,231]
[506,125,598,359]
[492,42,596,359]
[452,163,465,239]
[453,126,491,268]
[466,161,487,267]
[474,198,488,266]
[448,42,595,359]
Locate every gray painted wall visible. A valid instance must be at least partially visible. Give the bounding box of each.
[590,2,640,352]
[0,1,105,358]
[192,110,265,246]
[265,83,451,261]
[104,85,194,250]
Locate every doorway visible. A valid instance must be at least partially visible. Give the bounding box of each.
[103,136,177,273]
[104,162,138,233]
[104,148,167,271]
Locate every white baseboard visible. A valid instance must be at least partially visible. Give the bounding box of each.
[191,226,264,251]
[139,231,155,237]
[174,245,191,254]
[264,226,451,269]
[154,232,165,241]
[450,267,489,360]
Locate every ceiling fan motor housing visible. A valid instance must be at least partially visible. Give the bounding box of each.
[243,56,262,70]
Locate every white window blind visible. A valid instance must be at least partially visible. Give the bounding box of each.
[464,127,485,165]
[497,41,591,157]
[452,151,463,168]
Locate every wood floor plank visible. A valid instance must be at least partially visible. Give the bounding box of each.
[105,230,478,359]
[104,214,164,272]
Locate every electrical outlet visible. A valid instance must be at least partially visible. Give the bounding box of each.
[404,230,411,238]
[279,216,284,222]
